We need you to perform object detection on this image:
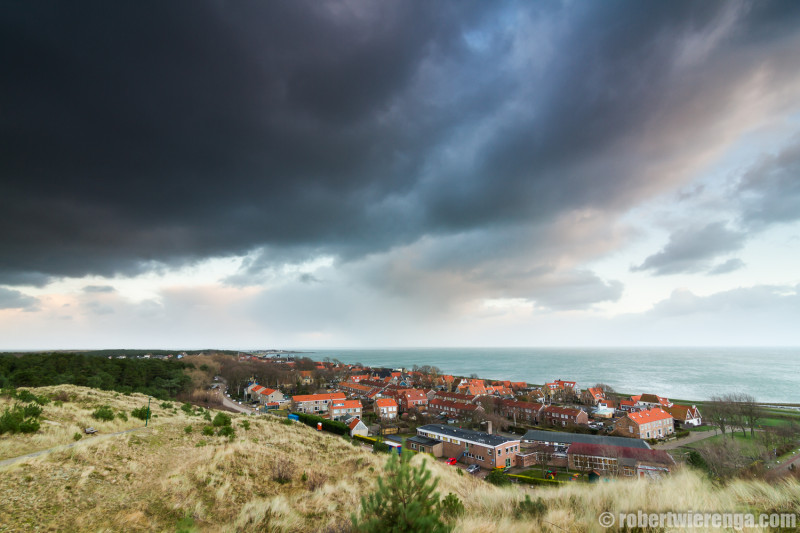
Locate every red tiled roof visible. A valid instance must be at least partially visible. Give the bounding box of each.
[544,405,584,416]
[429,398,479,412]
[292,392,346,403]
[627,408,673,425]
[258,388,277,396]
[375,398,398,408]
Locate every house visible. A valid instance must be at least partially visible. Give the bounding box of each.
[542,379,578,401]
[634,394,672,409]
[347,417,369,438]
[427,398,483,418]
[614,408,674,439]
[375,398,399,420]
[496,399,544,424]
[330,399,363,421]
[431,391,478,404]
[292,392,347,414]
[406,435,443,456]
[348,374,370,383]
[339,381,373,398]
[582,387,606,406]
[399,390,428,411]
[253,386,286,405]
[298,371,314,385]
[664,404,702,427]
[567,443,675,478]
[416,424,521,469]
[541,405,589,427]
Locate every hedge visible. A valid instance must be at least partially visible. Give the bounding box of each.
[354,434,378,444]
[292,412,349,435]
[508,474,567,486]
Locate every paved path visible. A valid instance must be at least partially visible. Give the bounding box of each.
[775,450,800,473]
[0,427,149,469]
[652,429,719,450]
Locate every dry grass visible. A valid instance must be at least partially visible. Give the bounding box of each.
[1,386,799,532]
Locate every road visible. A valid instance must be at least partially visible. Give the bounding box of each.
[0,427,149,469]
[216,378,256,414]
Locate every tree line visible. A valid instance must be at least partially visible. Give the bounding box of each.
[0,352,193,399]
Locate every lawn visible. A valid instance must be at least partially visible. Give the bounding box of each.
[519,468,584,482]
[683,432,762,454]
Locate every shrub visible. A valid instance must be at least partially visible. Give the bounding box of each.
[92,405,115,421]
[16,390,38,403]
[438,493,464,520]
[485,469,511,486]
[216,425,235,439]
[293,412,349,435]
[676,429,690,439]
[160,402,172,409]
[272,462,294,484]
[181,403,193,414]
[73,432,83,441]
[23,404,43,418]
[352,451,448,533]
[203,411,212,421]
[184,425,193,434]
[515,495,547,518]
[240,420,250,431]
[131,406,151,421]
[373,440,391,454]
[212,412,232,427]
[202,426,214,436]
[117,412,128,422]
[52,390,70,403]
[18,418,40,433]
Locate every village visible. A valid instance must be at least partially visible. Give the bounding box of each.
[219,354,725,483]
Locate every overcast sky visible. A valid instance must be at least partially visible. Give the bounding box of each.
[2,1,799,349]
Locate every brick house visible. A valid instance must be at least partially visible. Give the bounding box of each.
[292,392,346,414]
[431,391,478,404]
[542,405,589,427]
[416,424,521,469]
[427,398,483,418]
[581,387,606,406]
[567,443,675,478]
[374,398,398,420]
[496,399,544,424]
[399,389,428,412]
[614,408,674,439]
[339,382,373,398]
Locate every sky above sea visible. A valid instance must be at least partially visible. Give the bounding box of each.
[1,2,799,349]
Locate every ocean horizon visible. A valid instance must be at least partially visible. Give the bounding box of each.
[296,347,800,404]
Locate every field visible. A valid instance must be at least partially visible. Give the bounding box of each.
[1,386,799,532]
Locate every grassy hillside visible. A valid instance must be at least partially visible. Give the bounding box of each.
[1,386,799,532]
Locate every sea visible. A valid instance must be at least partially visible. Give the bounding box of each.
[298,347,800,404]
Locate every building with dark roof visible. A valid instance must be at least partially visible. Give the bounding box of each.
[567,442,675,478]
[416,424,521,470]
[522,429,650,450]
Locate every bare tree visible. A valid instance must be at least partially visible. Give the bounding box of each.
[733,393,762,438]
[705,396,732,438]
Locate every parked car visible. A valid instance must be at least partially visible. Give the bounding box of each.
[466,464,480,474]
[446,457,457,466]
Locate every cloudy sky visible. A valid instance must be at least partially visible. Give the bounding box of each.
[2,1,799,349]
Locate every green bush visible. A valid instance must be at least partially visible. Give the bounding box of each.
[184,425,193,434]
[676,429,690,439]
[217,425,235,439]
[160,402,172,409]
[485,469,511,486]
[240,420,250,431]
[16,390,38,403]
[18,418,40,433]
[293,412,349,435]
[181,403,193,414]
[515,495,547,518]
[23,404,43,418]
[92,405,115,421]
[131,406,151,421]
[117,412,128,422]
[212,412,232,427]
[373,440,392,454]
[203,411,212,421]
[202,426,214,436]
[352,451,448,533]
[438,493,464,520]
[73,432,82,441]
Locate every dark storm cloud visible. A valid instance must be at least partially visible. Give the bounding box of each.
[3,1,800,286]
[631,222,746,275]
[738,137,800,228]
[0,287,39,310]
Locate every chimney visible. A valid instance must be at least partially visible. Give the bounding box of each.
[487,420,492,435]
